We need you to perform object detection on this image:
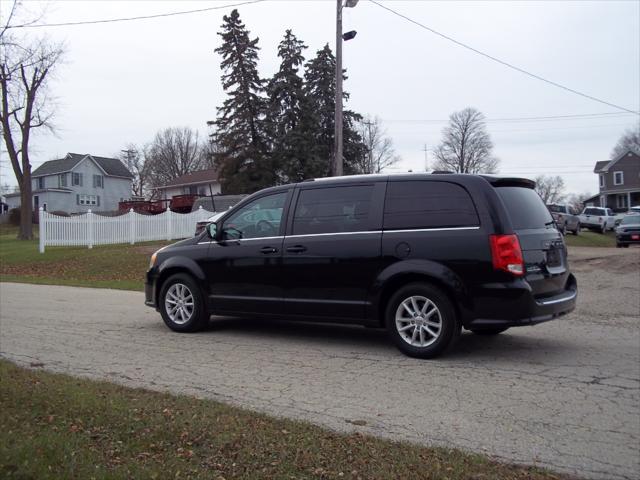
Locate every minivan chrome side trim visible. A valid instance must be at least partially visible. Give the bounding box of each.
[383,226,480,233]
[198,235,284,245]
[285,231,380,239]
[197,226,481,244]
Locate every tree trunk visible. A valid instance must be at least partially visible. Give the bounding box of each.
[18,176,33,240]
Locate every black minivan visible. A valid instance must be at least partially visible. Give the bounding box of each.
[145,173,577,358]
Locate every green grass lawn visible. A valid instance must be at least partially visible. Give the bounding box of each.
[0,224,169,291]
[0,360,575,480]
[563,230,616,248]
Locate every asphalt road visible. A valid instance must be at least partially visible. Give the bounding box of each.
[1,247,639,480]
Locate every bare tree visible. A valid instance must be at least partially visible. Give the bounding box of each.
[0,1,47,42]
[145,127,206,192]
[118,144,150,197]
[565,191,592,213]
[432,107,498,174]
[611,127,640,159]
[355,116,400,174]
[535,175,565,204]
[1,34,64,239]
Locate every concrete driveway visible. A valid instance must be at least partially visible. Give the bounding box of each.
[1,247,638,480]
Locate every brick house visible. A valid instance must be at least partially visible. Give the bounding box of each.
[591,150,640,211]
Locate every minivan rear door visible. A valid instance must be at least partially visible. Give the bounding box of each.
[495,186,569,297]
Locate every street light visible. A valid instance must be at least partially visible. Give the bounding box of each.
[334,0,359,176]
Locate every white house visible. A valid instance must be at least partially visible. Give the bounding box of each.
[4,153,133,213]
[154,168,221,198]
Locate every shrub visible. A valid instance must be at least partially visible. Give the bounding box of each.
[49,210,70,217]
[8,208,20,226]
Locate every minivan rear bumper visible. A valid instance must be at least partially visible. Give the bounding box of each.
[465,273,577,330]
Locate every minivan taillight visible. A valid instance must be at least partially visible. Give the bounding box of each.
[490,234,524,276]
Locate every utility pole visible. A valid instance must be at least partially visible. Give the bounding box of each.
[121,148,138,197]
[422,143,428,171]
[362,119,374,173]
[334,0,344,177]
[333,0,359,177]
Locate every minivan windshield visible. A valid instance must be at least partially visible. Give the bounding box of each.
[496,187,553,230]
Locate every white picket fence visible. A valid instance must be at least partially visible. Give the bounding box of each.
[38,206,214,253]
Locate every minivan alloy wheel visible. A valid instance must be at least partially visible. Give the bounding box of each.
[165,283,194,325]
[395,295,442,347]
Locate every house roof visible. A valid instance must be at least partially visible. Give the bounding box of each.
[593,161,609,173]
[32,153,133,178]
[156,168,219,190]
[594,150,639,173]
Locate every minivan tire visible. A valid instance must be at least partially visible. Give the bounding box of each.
[385,282,460,359]
[159,273,209,332]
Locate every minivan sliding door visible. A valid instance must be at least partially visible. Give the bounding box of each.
[281,183,385,320]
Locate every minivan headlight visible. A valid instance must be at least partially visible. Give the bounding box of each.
[149,252,158,268]
[150,246,168,268]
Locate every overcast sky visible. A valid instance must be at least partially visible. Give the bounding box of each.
[2,0,639,195]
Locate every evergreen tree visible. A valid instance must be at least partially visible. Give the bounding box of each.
[303,44,365,177]
[212,9,272,194]
[266,30,315,183]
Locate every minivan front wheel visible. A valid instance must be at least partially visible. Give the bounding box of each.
[160,274,208,332]
[386,283,460,359]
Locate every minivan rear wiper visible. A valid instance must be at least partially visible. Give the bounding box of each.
[544,221,555,227]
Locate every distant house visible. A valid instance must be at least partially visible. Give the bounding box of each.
[4,153,133,214]
[592,150,640,211]
[154,168,221,199]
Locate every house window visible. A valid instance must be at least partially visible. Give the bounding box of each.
[93,174,103,188]
[72,172,83,186]
[613,171,624,186]
[77,194,99,206]
[59,173,67,187]
[599,175,604,188]
[37,177,45,189]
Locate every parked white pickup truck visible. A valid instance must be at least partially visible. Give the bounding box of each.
[579,207,616,233]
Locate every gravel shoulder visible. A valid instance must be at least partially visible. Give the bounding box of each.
[1,246,639,480]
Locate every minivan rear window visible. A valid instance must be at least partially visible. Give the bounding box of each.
[383,181,479,230]
[496,187,553,230]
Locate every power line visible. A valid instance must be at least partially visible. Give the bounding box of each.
[368,0,640,116]
[6,0,265,29]
[385,112,634,125]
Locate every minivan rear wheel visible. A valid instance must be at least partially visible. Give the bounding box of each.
[385,283,460,359]
[159,273,208,332]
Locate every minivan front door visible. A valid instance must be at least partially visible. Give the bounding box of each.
[204,190,291,316]
[282,183,385,320]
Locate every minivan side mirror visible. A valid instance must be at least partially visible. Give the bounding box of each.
[206,222,218,240]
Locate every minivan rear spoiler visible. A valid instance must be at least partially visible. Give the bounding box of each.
[481,176,536,189]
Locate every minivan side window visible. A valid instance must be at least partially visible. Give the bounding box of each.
[384,181,479,230]
[292,185,375,235]
[221,192,287,240]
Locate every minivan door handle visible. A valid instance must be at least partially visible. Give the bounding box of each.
[259,246,278,254]
[286,245,307,254]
